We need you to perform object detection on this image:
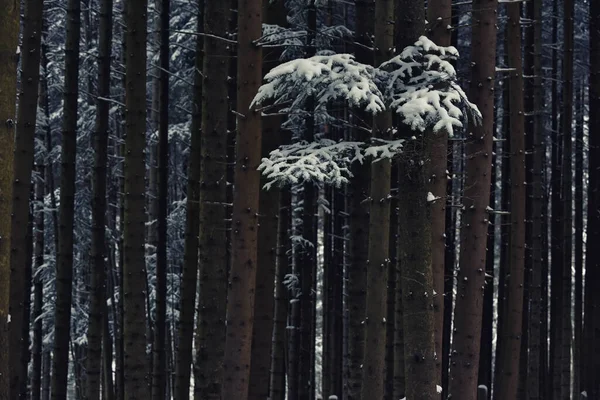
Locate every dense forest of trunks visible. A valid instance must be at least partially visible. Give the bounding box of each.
[0,0,598,399]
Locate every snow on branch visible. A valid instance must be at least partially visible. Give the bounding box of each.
[363,138,405,161]
[259,138,408,188]
[259,139,365,189]
[379,36,482,136]
[251,53,385,115]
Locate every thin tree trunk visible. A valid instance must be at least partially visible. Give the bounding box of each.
[123,0,149,394]
[173,4,203,399]
[87,0,113,396]
[560,2,574,398]
[494,3,526,398]
[50,0,81,396]
[270,190,290,400]
[103,302,115,400]
[549,0,563,395]
[220,0,263,396]
[298,5,318,400]
[448,0,498,399]
[151,0,170,396]
[573,85,583,400]
[31,165,45,400]
[528,0,544,397]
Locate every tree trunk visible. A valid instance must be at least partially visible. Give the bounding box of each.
[347,1,373,398]
[573,85,584,400]
[50,0,81,397]
[297,5,318,400]
[220,0,263,396]
[31,165,45,400]
[173,4,203,399]
[194,0,230,397]
[448,1,498,399]
[248,2,286,396]
[270,190,290,400]
[395,2,439,399]
[248,122,280,400]
[528,0,544,397]
[361,0,393,397]
[549,0,563,396]
[151,0,170,396]
[8,0,43,395]
[560,2,574,398]
[123,0,149,394]
[426,0,452,387]
[87,0,113,396]
[0,0,18,396]
[494,3,526,398]
[103,302,115,400]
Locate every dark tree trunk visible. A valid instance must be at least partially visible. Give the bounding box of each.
[0,0,18,392]
[173,4,203,400]
[361,0,393,397]
[8,0,43,396]
[573,85,584,400]
[194,0,230,397]
[50,0,81,397]
[220,0,263,396]
[151,0,170,396]
[347,1,373,398]
[494,3,526,398]
[270,190,290,400]
[123,0,150,394]
[528,0,544,397]
[297,5,318,400]
[87,0,113,396]
[248,2,286,397]
[426,0,452,386]
[448,1,498,399]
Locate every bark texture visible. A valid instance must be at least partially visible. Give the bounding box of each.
[220,0,263,396]
[528,0,544,397]
[347,1,373,398]
[360,0,393,397]
[194,0,229,396]
[151,0,170,397]
[123,0,149,395]
[8,0,43,396]
[448,0,497,399]
[494,3,526,398]
[426,0,452,386]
